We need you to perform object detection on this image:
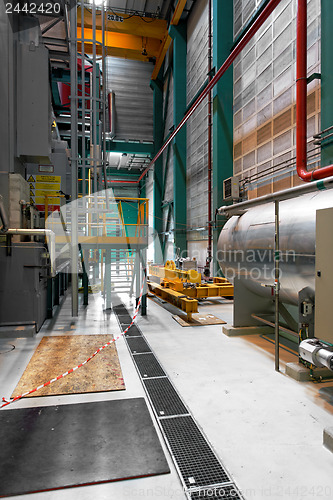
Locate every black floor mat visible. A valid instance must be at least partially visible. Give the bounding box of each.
[0,398,170,497]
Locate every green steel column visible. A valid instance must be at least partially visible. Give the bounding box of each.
[151,78,164,263]
[321,0,333,166]
[171,23,187,257]
[212,0,233,275]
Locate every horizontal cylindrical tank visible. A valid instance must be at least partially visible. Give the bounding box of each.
[217,190,333,305]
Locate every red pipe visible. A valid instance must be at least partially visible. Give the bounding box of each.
[138,0,283,182]
[112,0,332,188]
[206,0,213,271]
[109,180,139,184]
[296,0,333,181]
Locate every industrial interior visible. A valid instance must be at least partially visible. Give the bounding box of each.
[1,0,333,498]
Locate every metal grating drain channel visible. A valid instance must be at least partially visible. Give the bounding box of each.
[124,325,142,337]
[126,337,151,354]
[113,301,244,500]
[133,353,166,378]
[143,378,189,417]
[160,416,230,488]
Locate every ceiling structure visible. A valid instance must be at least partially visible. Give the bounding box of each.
[37,0,193,70]
[77,0,192,67]
[33,0,194,173]
[106,152,152,174]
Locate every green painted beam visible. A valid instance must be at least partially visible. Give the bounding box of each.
[162,204,172,259]
[106,171,140,178]
[162,143,171,200]
[212,0,233,275]
[321,0,333,167]
[171,22,187,257]
[162,72,171,138]
[151,77,164,263]
[106,141,154,155]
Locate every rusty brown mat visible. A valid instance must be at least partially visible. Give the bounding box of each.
[11,335,125,398]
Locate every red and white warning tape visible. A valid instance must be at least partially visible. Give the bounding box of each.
[1,281,145,409]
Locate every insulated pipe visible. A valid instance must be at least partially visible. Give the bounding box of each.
[296,0,333,181]
[218,175,333,216]
[137,0,283,182]
[5,229,56,277]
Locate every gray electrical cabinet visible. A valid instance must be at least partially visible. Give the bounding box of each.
[315,207,333,345]
[16,42,50,159]
[0,243,48,331]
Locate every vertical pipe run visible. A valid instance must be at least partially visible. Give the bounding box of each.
[296,0,333,181]
[70,0,79,316]
[138,0,283,183]
[101,1,109,209]
[81,1,86,200]
[92,1,98,210]
[296,0,308,181]
[274,200,280,372]
[206,0,213,275]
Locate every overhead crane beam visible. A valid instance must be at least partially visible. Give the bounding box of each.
[77,27,162,61]
[77,7,167,40]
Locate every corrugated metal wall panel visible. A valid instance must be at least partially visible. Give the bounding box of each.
[145,170,155,262]
[163,70,174,203]
[233,0,321,196]
[186,0,209,231]
[105,57,154,142]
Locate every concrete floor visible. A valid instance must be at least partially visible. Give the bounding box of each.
[1,290,333,500]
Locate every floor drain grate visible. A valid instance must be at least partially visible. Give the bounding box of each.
[160,416,231,489]
[124,325,142,337]
[143,377,190,417]
[126,337,152,354]
[133,353,166,378]
[116,314,133,324]
[112,300,243,499]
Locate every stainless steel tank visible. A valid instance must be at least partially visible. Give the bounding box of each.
[217,190,333,305]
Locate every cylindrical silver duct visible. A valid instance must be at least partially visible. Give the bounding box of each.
[217,190,333,305]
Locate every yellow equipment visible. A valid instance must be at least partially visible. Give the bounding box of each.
[148,262,234,321]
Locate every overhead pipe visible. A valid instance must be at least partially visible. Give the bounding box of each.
[296,0,333,181]
[138,0,283,182]
[218,175,333,215]
[111,0,333,187]
[109,179,140,184]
